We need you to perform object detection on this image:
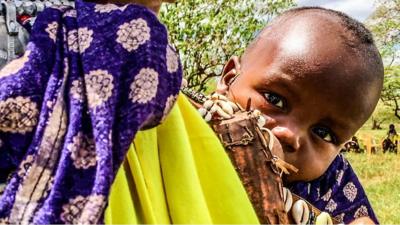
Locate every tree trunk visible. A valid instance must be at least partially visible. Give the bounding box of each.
[371,118,383,130]
[394,100,400,120]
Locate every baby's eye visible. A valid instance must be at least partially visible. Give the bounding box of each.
[312,127,337,144]
[264,92,284,109]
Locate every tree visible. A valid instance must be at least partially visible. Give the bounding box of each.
[160,0,295,92]
[381,66,400,119]
[365,0,400,120]
[367,0,399,66]
[369,100,396,129]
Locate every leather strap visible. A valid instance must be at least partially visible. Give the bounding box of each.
[212,112,289,224]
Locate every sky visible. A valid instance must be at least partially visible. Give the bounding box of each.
[295,0,376,22]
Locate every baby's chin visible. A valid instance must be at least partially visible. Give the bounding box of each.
[283,172,318,183]
[282,160,328,184]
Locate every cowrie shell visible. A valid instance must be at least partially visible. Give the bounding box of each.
[218,95,228,101]
[292,200,310,225]
[216,107,232,119]
[257,115,266,128]
[203,100,214,110]
[181,78,188,88]
[198,108,208,117]
[211,93,227,101]
[253,109,261,117]
[315,212,333,225]
[210,105,219,114]
[282,187,293,213]
[218,101,234,115]
[228,101,239,112]
[204,112,212,122]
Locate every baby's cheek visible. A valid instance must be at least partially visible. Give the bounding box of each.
[304,159,329,181]
[228,83,266,111]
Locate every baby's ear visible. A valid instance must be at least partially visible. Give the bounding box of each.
[216,56,241,95]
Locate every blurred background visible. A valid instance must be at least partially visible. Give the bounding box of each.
[160,0,400,223]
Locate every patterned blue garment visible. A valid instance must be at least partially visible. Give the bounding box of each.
[288,154,379,224]
[0,1,182,224]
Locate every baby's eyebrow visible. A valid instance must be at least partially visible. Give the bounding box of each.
[262,74,300,102]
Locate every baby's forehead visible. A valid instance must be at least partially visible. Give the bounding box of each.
[253,23,373,80]
[254,11,381,78]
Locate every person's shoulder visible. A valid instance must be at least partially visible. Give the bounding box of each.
[77,0,165,31]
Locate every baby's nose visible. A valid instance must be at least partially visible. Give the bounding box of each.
[271,126,301,152]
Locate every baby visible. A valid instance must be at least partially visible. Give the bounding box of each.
[215,7,383,224]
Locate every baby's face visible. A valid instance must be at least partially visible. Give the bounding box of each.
[221,16,381,182]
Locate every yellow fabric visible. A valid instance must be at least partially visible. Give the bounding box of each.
[105,94,259,224]
[388,133,399,143]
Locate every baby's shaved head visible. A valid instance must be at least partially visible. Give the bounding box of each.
[241,7,384,120]
[244,7,383,85]
[285,7,374,44]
